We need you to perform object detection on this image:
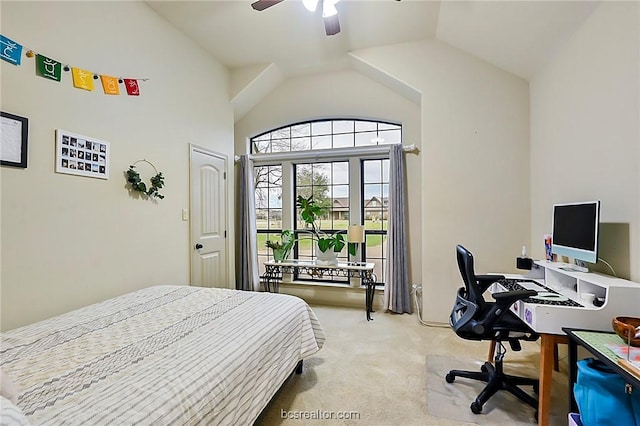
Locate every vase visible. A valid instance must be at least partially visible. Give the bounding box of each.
[316,244,338,265]
[272,248,289,262]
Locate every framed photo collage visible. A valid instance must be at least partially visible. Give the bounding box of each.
[55,129,110,179]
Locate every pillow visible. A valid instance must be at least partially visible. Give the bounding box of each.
[0,370,19,405]
[0,395,31,426]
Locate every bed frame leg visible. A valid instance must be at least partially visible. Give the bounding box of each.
[295,360,303,374]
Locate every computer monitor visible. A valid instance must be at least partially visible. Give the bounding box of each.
[551,200,600,264]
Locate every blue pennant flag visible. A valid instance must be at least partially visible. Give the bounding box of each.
[0,34,23,65]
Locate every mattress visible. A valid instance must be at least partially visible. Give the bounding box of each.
[0,285,325,425]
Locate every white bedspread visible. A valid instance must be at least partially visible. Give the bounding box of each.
[1,285,325,425]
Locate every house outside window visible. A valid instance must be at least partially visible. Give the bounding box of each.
[252,119,400,285]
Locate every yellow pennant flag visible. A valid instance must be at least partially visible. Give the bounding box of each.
[71,67,94,91]
[100,75,120,95]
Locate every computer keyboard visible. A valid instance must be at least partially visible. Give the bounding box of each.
[496,279,583,307]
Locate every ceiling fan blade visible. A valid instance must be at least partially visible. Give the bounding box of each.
[251,0,284,11]
[324,14,340,36]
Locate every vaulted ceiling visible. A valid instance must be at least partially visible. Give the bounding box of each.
[146,1,599,117]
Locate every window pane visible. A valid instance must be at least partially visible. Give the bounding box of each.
[295,233,314,259]
[268,188,282,208]
[254,165,282,235]
[333,133,354,148]
[295,164,313,187]
[256,209,268,229]
[271,138,290,152]
[364,184,382,201]
[291,123,310,137]
[378,129,401,144]
[378,122,400,131]
[332,162,349,185]
[271,128,289,139]
[382,159,390,181]
[291,136,311,151]
[333,120,354,134]
[355,131,378,147]
[253,140,270,153]
[311,135,331,150]
[332,185,349,207]
[355,121,377,132]
[311,121,331,136]
[256,188,268,209]
[365,233,387,283]
[363,161,382,183]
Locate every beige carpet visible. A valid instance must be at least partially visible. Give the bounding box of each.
[426,355,568,425]
[256,305,570,426]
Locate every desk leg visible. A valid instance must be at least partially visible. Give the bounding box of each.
[538,334,568,426]
[538,334,555,426]
[568,338,578,413]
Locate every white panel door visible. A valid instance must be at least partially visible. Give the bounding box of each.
[190,145,227,288]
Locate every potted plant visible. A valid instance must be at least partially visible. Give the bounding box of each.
[265,230,295,262]
[296,195,357,264]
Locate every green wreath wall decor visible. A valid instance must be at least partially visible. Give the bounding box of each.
[126,159,165,199]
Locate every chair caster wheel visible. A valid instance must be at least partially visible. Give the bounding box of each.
[481,364,488,373]
[445,373,455,383]
[470,401,482,414]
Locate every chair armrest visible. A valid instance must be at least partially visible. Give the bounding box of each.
[476,274,505,293]
[476,289,537,332]
[492,289,536,306]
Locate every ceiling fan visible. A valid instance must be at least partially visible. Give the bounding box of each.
[251,0,342,36]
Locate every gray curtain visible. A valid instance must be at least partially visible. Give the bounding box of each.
[237,155,260,291]
[383,144,411,313]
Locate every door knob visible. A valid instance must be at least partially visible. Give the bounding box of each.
[195,243,203,250]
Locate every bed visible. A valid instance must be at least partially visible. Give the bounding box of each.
[0,285,325,425]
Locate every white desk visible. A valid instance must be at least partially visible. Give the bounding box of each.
[491,261,640,426]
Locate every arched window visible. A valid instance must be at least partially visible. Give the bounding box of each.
[251,119,401,286]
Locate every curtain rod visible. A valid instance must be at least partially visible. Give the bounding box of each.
[234,143,419,163]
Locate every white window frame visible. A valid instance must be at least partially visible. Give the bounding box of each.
[253,146,393,286]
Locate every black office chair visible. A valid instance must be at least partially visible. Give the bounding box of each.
[445,245,540,418]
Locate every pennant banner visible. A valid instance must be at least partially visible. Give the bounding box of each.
[71,67,94,91]
[36,54,62,81]
[100,75,119,95]
[0,34,23,65]
[124,79,139,96]
[2,33,147,96]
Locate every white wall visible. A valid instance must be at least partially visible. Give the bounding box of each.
[235,43,529,322]
[351,40,530,322]
[530,1,640,281]
[0,1,234,330]
[234,69,422,307]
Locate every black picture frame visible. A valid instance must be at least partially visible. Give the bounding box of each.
[1,111,29,168]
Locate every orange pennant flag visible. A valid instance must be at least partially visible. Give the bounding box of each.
[100,75,120,95]
[71,67,94,91]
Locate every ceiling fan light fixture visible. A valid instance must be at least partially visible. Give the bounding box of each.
[322,0,339,17]
[302,0,319,12]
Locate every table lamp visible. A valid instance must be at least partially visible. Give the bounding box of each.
[347,224,365,256]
